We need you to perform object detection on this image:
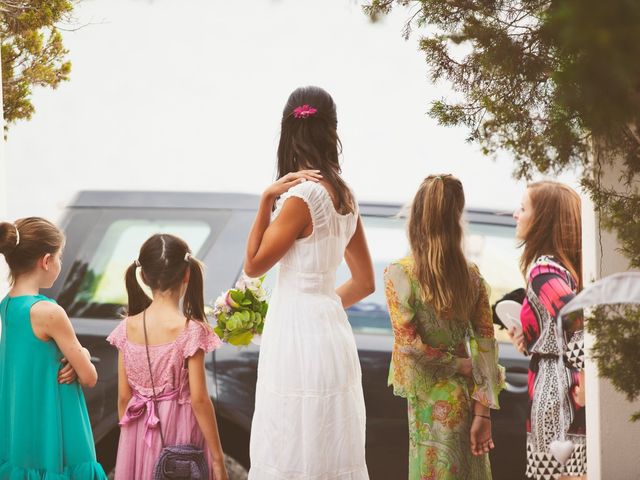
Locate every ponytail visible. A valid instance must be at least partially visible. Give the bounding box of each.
[127,234,207,322]
[0,222,19,257]
[409,174,474,319]
[0,217,64,282]
[125,261,152,316]
[183,256,206,322]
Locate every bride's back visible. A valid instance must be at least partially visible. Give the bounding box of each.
[273,180,358,283]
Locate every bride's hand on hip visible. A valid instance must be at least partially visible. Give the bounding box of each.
[264,170,323,199]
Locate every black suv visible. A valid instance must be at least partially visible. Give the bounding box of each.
[46,191,529,479]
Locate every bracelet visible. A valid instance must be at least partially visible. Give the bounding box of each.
[474,414,491,420]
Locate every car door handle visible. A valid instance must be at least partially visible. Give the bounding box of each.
[505,381,528,394]
[505,367,528,394]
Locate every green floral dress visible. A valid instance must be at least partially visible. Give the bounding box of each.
[384,257,505,480]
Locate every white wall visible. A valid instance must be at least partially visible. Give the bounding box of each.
[1,45,8,299]
[582,155,640,480]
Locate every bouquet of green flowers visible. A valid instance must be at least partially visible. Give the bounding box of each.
[212,274,268,346]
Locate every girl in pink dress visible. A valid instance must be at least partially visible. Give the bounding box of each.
[107,233,227,480]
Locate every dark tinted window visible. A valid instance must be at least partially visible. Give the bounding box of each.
[58,210,230,318]
[243,212,523,338]
[339,216,523,335]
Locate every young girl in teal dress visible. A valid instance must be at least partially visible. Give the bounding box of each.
[0,218,107,479]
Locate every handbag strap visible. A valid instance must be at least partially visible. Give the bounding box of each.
[143,309,166,448]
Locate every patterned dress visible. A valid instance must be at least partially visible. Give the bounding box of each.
[384,257,505,480]
[107,318,222,479]
[521,256,586,479]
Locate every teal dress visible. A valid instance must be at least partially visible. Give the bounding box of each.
[0,294,107,479]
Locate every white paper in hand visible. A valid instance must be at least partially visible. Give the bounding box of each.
[495,300,523,334]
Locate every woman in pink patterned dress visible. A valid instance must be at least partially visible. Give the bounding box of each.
[107,234,227,480]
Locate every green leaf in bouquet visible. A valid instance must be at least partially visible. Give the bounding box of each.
[227,329,253,346]
[214,326,225,338]
[216,312,228,327]
[226,314,241,331]
[241,299,252,306]
[254,312,262,325]
[240,310,251,327]
[244,289,256,302]
[230,290,245,305]
[260,302,268,317]
[256,322,264,334]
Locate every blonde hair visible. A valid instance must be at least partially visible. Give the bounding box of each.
[408,174,474,318]
[520,181,582,290]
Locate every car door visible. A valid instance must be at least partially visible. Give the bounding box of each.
[335,213,411,479]
[340,209,529,480]
[48,207,233,443]
[206,208,262,433]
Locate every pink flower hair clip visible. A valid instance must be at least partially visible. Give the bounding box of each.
[293,104,318,119]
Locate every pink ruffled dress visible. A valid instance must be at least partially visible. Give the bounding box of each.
[107,319,222,479]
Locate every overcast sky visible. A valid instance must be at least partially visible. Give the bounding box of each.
[4,0,578,223]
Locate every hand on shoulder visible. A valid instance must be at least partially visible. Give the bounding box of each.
[264,170,323,199]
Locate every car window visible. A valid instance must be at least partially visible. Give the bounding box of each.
[337,216,407,334]
[261,213,523,338]
[58,211,230,318]
[465,222,524,302]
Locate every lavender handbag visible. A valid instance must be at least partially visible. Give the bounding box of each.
[143,311,209,480]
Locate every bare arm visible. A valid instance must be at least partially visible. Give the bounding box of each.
[244,170,321,277]
[335,217,375,308]
[244,194,311,277]
[470,400,494,456]
[188,350,228,480]
[117,352,132,420]
[32,302,98,387]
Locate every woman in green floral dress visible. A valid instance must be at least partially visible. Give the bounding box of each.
[384,175,505,480]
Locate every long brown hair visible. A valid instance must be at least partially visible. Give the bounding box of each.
[520,181,582,290]
[0,217,64,282]
[408,174,474,318]
[125,234,207,321]
[277,86,354,214]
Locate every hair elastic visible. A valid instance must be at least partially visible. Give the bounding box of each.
[134,259,141,267]
[184,252,192,263]
[14,224,20,247]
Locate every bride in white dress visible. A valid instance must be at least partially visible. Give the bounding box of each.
[243,86,375,480]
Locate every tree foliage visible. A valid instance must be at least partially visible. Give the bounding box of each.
[364,0,640,266]
[588,304,640,421]
[1,0,74,127]
[363,0,640,415]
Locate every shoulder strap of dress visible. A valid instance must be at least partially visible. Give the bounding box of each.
[24,294,56,309]
[283,181,332,229]
[142,309,166,448]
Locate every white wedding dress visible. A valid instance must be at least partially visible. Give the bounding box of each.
[248,180,369,480]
